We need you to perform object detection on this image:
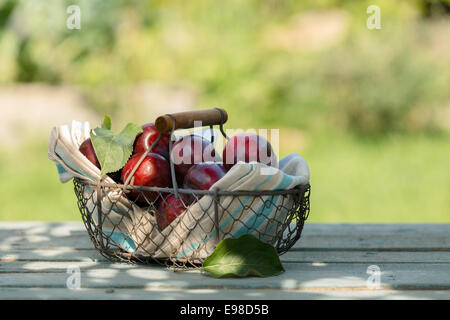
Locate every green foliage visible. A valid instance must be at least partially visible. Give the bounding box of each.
[316,27,435,134]
[90,117,142,176]
[101,115,112,130]
[0,139,79,221]
[302,130,450,222]
[0,1,448,134]
[203,234,285,278]
[0,1,449,223]
[0,0,16,29]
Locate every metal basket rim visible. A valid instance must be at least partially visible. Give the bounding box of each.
[74,177,310,197]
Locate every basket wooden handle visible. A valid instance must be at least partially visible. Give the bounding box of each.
[155,108,228,133]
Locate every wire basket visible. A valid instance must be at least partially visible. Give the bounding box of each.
[73,109,311,268]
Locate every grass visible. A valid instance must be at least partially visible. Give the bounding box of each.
[0,138,80,221]
[0,130,448,222]
[299,130,450,222]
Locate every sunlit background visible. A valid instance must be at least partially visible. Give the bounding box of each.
[0,0,449,222]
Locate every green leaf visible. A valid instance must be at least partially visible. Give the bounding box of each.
[90,121,142,176]
[202,234,285,278]
[102,115,112,130]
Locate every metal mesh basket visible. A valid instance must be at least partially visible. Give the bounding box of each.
[73,109,311,268]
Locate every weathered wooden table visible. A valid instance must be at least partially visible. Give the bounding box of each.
[0,222,449,300]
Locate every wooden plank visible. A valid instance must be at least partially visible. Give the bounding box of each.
[1,223,450,250]
[0,221,84,229]
[2,248,450,272]
[282,251,450,263]
[2,222,448,238]
[0,222,85,235]
[300,224,450,235]
[294,223,450,249]
[2,222,448,236]
[2,234,449,251]
[0,287,449,300]
[0,261,106,273]
[1,249,449,267]
[2,261,450,281]
[2,233,450,251]
[0,222,92,250]
[0,234,93,250]
[0,248,106,262]
[0,261,173,273]
[294,235,450,250]
[1,263,450,290]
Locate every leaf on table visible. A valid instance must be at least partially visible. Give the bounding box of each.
[90,119,142,176]
[202,234,285,278]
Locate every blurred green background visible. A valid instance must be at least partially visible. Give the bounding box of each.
[0,0,449,222]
